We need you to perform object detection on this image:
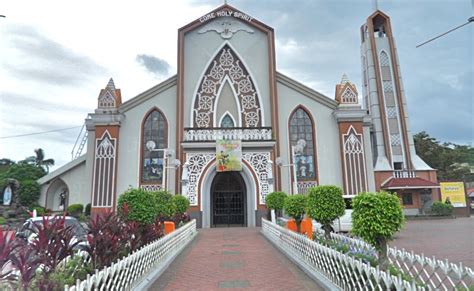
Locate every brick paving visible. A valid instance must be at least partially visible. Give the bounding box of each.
[149,227,323,290]
[390,217,474,268]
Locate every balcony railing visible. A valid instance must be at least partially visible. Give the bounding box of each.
[393,170,417,178]
[183,127,273,142]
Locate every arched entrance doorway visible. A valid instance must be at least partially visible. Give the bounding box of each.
[211,172,246,227]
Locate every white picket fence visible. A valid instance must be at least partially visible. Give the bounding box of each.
[314,228,474,290]
[65,219,197,291]
[263,219,428,290]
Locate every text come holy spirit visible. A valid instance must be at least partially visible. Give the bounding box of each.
[199,9,253,23]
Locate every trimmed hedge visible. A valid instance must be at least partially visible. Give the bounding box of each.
[155,191,176,219]
[67,204,84,217]
[431,201,453,216]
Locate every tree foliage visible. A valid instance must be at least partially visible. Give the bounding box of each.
[284,194,307,233]
[414,131,473,182]
[307,185,345,238]
[118,188,159,224]
[155,191,176,219]
[172,195,190,215]
[0,163,45,183]
[21,148,55,173]
[265,191,287,212]
[352,192,405,270]
[18,180,41,207]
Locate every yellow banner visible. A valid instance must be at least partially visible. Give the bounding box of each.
[440,182,466,207]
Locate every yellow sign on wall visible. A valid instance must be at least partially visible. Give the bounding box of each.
[440,182,466,207]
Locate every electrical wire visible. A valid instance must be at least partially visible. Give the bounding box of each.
[0,126,82,139]
[417,17,474,48]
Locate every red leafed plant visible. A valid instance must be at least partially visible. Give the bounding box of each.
[28,216,78,275]
[0,228,20,282]
[8,241,39,290]
[85,212,127,269]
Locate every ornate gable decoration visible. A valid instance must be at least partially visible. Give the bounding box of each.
[97,78,122,110]
[193,45,262,128]
[335,74,359,105]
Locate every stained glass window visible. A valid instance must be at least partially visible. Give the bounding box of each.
[289,108,316,181]
[142,110,167,183]
[220,114,235,128]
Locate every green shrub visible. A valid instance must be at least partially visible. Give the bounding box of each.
[266,192,287,216]
[18,180,41,207]
[67,204,84,217]
[85,203,91,216]
[48,254,92,287]
[172,195,190,214]
[284,194,307,233]
[431,201,453,216]
[0,216,7,225]
[352,192,405,270]
[307,185,345,238]
[154,191,176,219]
[118,188,159,224]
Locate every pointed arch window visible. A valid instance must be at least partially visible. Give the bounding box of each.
[220,113,235,128]
[141,109,167,184]
[289,107,317,181]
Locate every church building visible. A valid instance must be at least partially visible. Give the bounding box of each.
[37,4,439,227]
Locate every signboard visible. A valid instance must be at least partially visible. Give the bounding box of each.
[216,140,242,172]
[440,182,466,207]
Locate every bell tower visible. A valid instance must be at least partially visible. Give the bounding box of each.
[360,10,417,171]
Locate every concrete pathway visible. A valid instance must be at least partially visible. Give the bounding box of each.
[149,227,323,290]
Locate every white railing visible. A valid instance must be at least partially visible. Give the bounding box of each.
[394,170,417,178]
[183,127,273,142]
[314,228,474,290]
[262,219,421,290]
[65,220,197,291]
[71,123,88,160]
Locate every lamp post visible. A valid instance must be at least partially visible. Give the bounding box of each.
[145,141,180,191]
[276,145,299,195]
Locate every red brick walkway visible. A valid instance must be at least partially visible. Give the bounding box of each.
[150,227,323,290]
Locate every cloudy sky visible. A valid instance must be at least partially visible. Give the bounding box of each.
[0,0,472,170]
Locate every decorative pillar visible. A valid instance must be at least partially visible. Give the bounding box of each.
[88,79,123,216]
[334,75,369,196]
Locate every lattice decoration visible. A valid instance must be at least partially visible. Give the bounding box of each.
[383,81,393,93]
[390,134,401,146]
[379,51,390,66]
[386,107,397,118]
[242,152,273,204]
[193,45,262,128]
[297,181,317,194]
[182,153,215,206]
[140,185,162,192]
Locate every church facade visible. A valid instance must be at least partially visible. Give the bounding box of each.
[38,5,439,227]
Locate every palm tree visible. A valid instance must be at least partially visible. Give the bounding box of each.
[21,149,55,173]
[33,148,55,173]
